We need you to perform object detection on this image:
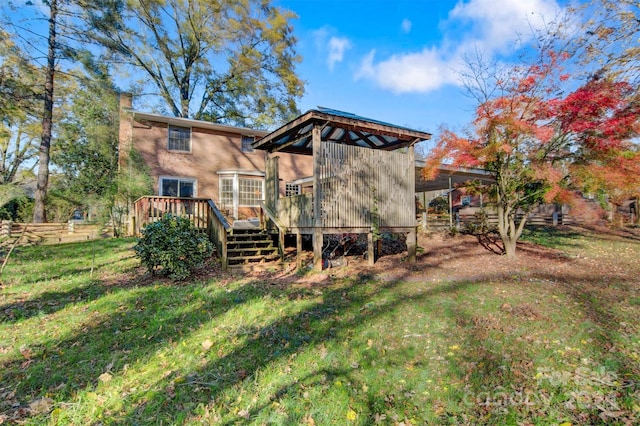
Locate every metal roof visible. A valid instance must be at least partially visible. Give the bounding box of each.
[253,107,432,154]
[127,109,269,137]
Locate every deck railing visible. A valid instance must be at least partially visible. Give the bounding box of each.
[132,196,211,235]
[206,200,231,269]
[259,201,287,260]
[132,196,233,269]
[277,193,314,229]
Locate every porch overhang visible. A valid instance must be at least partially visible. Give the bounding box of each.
[253,107,432,154]
[415,162,494,192]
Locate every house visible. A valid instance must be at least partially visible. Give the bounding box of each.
[118,93,313,221]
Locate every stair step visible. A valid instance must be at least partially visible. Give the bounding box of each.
[231,229,268,234]
[222,227,281,267]
[227,239,274,245]
[228,253,281,264]
[228,236,270,243]
[227,248,279,255]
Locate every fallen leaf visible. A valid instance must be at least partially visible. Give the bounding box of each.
[19,346,33,359]
[98,372,112,383]
[202,339,213,351]
[166,384,176,399]
[28,397,54,415]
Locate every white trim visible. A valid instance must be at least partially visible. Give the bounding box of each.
[218,172,265,219]
[217,169,265,177]
[291,176,313,186]
[159,176,197,197]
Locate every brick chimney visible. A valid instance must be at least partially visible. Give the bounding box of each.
[118,92,134,169]
[119,92,133,109]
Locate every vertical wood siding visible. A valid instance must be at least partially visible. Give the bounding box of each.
[265,156,279,212]
[317,142,414,228]
[277,193,314,228]
[272,142,414,230]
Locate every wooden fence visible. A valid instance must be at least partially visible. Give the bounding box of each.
[417,211,581,231]
[1,221,106,246]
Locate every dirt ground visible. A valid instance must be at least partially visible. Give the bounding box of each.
[248,225,640,288]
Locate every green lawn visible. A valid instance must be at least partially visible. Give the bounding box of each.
[1,230,639,425]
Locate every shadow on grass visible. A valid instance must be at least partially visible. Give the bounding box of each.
[1,276,137,323]
[0,279,289,405]
[118,277,475,423]
[519,226,584,249]
[2,229,639,424]
[1,257,474,424]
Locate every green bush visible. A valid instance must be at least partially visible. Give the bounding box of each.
[133,214,213,280]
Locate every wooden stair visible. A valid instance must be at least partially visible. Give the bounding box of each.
[226,229,280,270]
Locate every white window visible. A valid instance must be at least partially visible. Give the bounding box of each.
[160,177,196,197]
[461,195,472,206]
[239,178,263,206]
[168,125,191,152]
[218,171,265,218]
[241,135,255,153]
[220,177,234,209]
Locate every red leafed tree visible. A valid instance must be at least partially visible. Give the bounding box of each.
[424,53,639,258]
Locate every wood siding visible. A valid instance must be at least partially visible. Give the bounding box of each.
[265,156,279,212]
[272,142,415,230]
[317,142,414,228]
[277,193,314,228]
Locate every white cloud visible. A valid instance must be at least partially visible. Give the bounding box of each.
[327,36,351,71]
[356,0,563,94]
[449,0,561,52]
[356,48,461,93]
[401,18,412,34]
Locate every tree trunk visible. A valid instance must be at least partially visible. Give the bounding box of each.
[33,0,57,223]
[503,237,517,258]
[496,200,527,259]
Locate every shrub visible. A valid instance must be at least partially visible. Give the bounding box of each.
[133,214,213,279]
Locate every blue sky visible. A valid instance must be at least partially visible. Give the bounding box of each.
[276,0,568,150]
[3,0,571,151]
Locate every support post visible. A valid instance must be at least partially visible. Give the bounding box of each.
[278,230,285,261]
[448,176,453,228]
[367,232,374,266]
[407,228,417,263]
[313,230,323,270]
[296,232,302,269]
[312,124,323,270]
